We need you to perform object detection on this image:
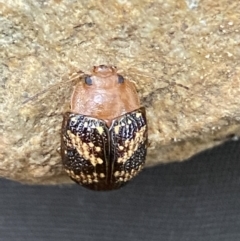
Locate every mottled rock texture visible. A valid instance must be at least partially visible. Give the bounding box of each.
[0,0,240,184]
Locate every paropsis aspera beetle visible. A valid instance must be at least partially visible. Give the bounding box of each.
[61,65,148,191]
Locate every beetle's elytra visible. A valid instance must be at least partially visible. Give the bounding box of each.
[61,65,148,191]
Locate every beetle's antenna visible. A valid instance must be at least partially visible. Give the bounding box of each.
[22,70,84,105]
[127,66,189,90]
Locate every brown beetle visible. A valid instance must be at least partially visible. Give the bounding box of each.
[61,65,148,191]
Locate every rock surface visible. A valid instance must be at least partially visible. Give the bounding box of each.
[1,0,240,184]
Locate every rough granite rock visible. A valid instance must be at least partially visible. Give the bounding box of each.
[0,0,240,184]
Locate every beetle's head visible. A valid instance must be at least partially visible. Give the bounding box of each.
[93,65,117,77]
[84,65,124,88]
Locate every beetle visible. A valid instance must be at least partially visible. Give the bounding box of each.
[61,65,148,191]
